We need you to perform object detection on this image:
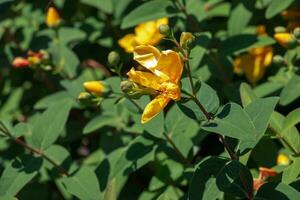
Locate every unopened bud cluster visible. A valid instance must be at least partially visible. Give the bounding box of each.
[77,81,111,106]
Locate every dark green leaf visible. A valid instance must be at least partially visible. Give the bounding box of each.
[266,0,294,19]
[188,156,227,200]
[255,182,300,200]
[121,0,178,29]
[202,103,257,141]
[0,154,42,196]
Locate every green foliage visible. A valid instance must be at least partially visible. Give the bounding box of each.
[1,0,300,199]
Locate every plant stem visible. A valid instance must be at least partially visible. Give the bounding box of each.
[163,132,192,166]
[268,125,299,156]
[0,122,69,176]
[219,135,237,160]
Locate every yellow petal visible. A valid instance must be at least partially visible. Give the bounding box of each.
[118,34,137,53]
[135,21,157,45]
[160,82,181,100]
[127,68,164,90]
[133,45,161,69]
[263,47,273,67]
[83,81,105,96]
[46,7,61,27]
[135,18,168,45]
[141,95,170,124]
[156,50,183,83]
[274,33,293,47]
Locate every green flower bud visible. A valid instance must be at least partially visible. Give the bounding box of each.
[121,80,158,99]
[287,36,299,49]
[159,24,171,37]
[274,26,287,33]
[293,27,300,39]
[108,51,120,67]
[272,55,286,67]
[180,32,196,50]
[77,92,93,105]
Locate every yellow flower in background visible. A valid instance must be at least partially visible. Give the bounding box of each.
[233,47,273,83]
[118,18,168,53]
[277,154,290,166]
[46,6,61,27]
[83,81,106,96]
[274,33,294,47]
[233,25,273,83]
[127,45,183,123]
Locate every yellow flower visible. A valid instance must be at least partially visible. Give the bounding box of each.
[274,33,294,47]
[118,18,168,53]
[277,154,290,166]
[83,81,106,96]
[127,45,183,123]
[46,6,61,27]
[233,46,273,83]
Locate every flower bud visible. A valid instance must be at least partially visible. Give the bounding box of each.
[158,24,171,37]
[121,81,143,99]
[77,92,93,105]
[274,26,287,33]
[46,6,61,28]
[12,57,30,68]
[277,154,290,166]
[272,55,286,66]
[107,51,120,67]
[83,81,109,96]
[293,27,300,39]
[180,32,196,50]
[274,33,297,48]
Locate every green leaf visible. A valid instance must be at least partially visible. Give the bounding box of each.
[121,0,178,29]
[244,97,279,138]
[238,97,278,152]
[49,42,79,79]
[0,196,18,200]
[34,91,72,109]
[62,167,101,200]
[281,108,300,134]
[143,112,164,138]
[282,157,300,184]
[58,27,86,45]
[269,111,300,155]
[83,114,125,134]
[165,105,200,156]
[220,34,275,55]
[266,0,294,19]
[202,103,257,141]
[255,182,300,200]
[216,161,253,198]
[180,81,219,121]
[110,135,156,178]
[240,82,257,107]
[190,32,212,69]
[44,145,71,172]
[81,0,113,14]
[280,75,300,106]
[188,156,227,200]
[113,0,134,18]
[31,99,73,150]
[0,87,23,121]
[11,122,31,138]
[0,154,42,196]
[228,1,253,36]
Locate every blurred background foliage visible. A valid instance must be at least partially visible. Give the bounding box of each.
[0,0,300,199]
